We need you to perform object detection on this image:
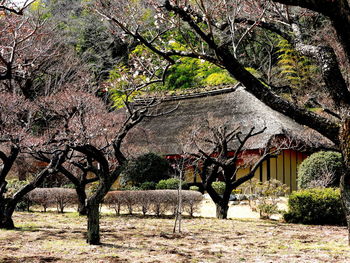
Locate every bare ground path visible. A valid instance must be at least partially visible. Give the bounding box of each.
[0,211,349,263]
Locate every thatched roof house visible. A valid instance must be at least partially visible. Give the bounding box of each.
[125,84,333,191]
[129,85,332,154]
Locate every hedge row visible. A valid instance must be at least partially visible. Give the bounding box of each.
[104,190,203,217]
[28,188,78,213]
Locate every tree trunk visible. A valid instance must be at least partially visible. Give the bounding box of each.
[0,198,16,229]
[76,186,87,216]
[86,201,100,245]
[215,202,229,219]
[340,171,350,245]
[340,118,350,245]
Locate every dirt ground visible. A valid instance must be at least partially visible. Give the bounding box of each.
[1,209,350,263]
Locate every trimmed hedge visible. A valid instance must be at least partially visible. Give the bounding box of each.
[28,188,78,213]
[284,188,346,225]
[156,178,188,190]
[297,151,344,189]
[104,190,203,217]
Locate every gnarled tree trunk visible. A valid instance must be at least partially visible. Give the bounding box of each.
[85,174,116,245]
[0,199,16,229]
[76,185,88,216]
[0,152,63,229]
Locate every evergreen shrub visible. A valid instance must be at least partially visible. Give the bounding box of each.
[284,188,346,225]
[156,178,187,190]
[121,153,170,187]
[139,181,157,190]
[211,182,226,195]
[297,151,344,189]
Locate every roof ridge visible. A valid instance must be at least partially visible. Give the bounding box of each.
[134,83,241,103]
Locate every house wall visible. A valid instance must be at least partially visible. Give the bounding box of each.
[237,150,308,192]
[188,149,308,193]
[111,150,308,191]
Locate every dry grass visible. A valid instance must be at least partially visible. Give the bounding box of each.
[0,211,349,263]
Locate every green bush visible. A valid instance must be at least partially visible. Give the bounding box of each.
[156,178,187,190]
[211,182,226,195]
[121,153,170,187]
[139,181,157,190]
[297,151,344,189]
[189,186,200,192]
[121,185,140,191]
[284,188,346,225]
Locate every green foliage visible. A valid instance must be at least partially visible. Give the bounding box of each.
[211,182,226,195]
[121,153,170,187]
[297,151,344,189]
[165,58,236,90]
[203,72,235,86]
[256,180,288,219]
[231,189,242,194]
[258,203,279,219]
[165,58,198,90]
[30,0,52,19]
[284,188,346,225]
[5,179,31,211]
[189,186,200,192]
[121,185,141,191]
[62,183,76,189]
[130,41,237,91]
[108,65,145,108]
[5,179,29,198]
[46,0,125,82]
[139,181,157,190]
[156,178,187,190]
[277,38,316,89]
[88,181,99,196]
[242,179,288,219]
[254,179,289,197]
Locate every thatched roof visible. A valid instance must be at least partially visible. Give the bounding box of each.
[125,85,334,155]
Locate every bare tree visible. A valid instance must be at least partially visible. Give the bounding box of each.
[0,148,67,228]
[171,154,187,234]
[186,123,272,219]
[28,62,175,243]
[0,0,35,15]
[0,10,58,98]
[94,0,350,241]
[69,98,172,244]
[186,121,302,219]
